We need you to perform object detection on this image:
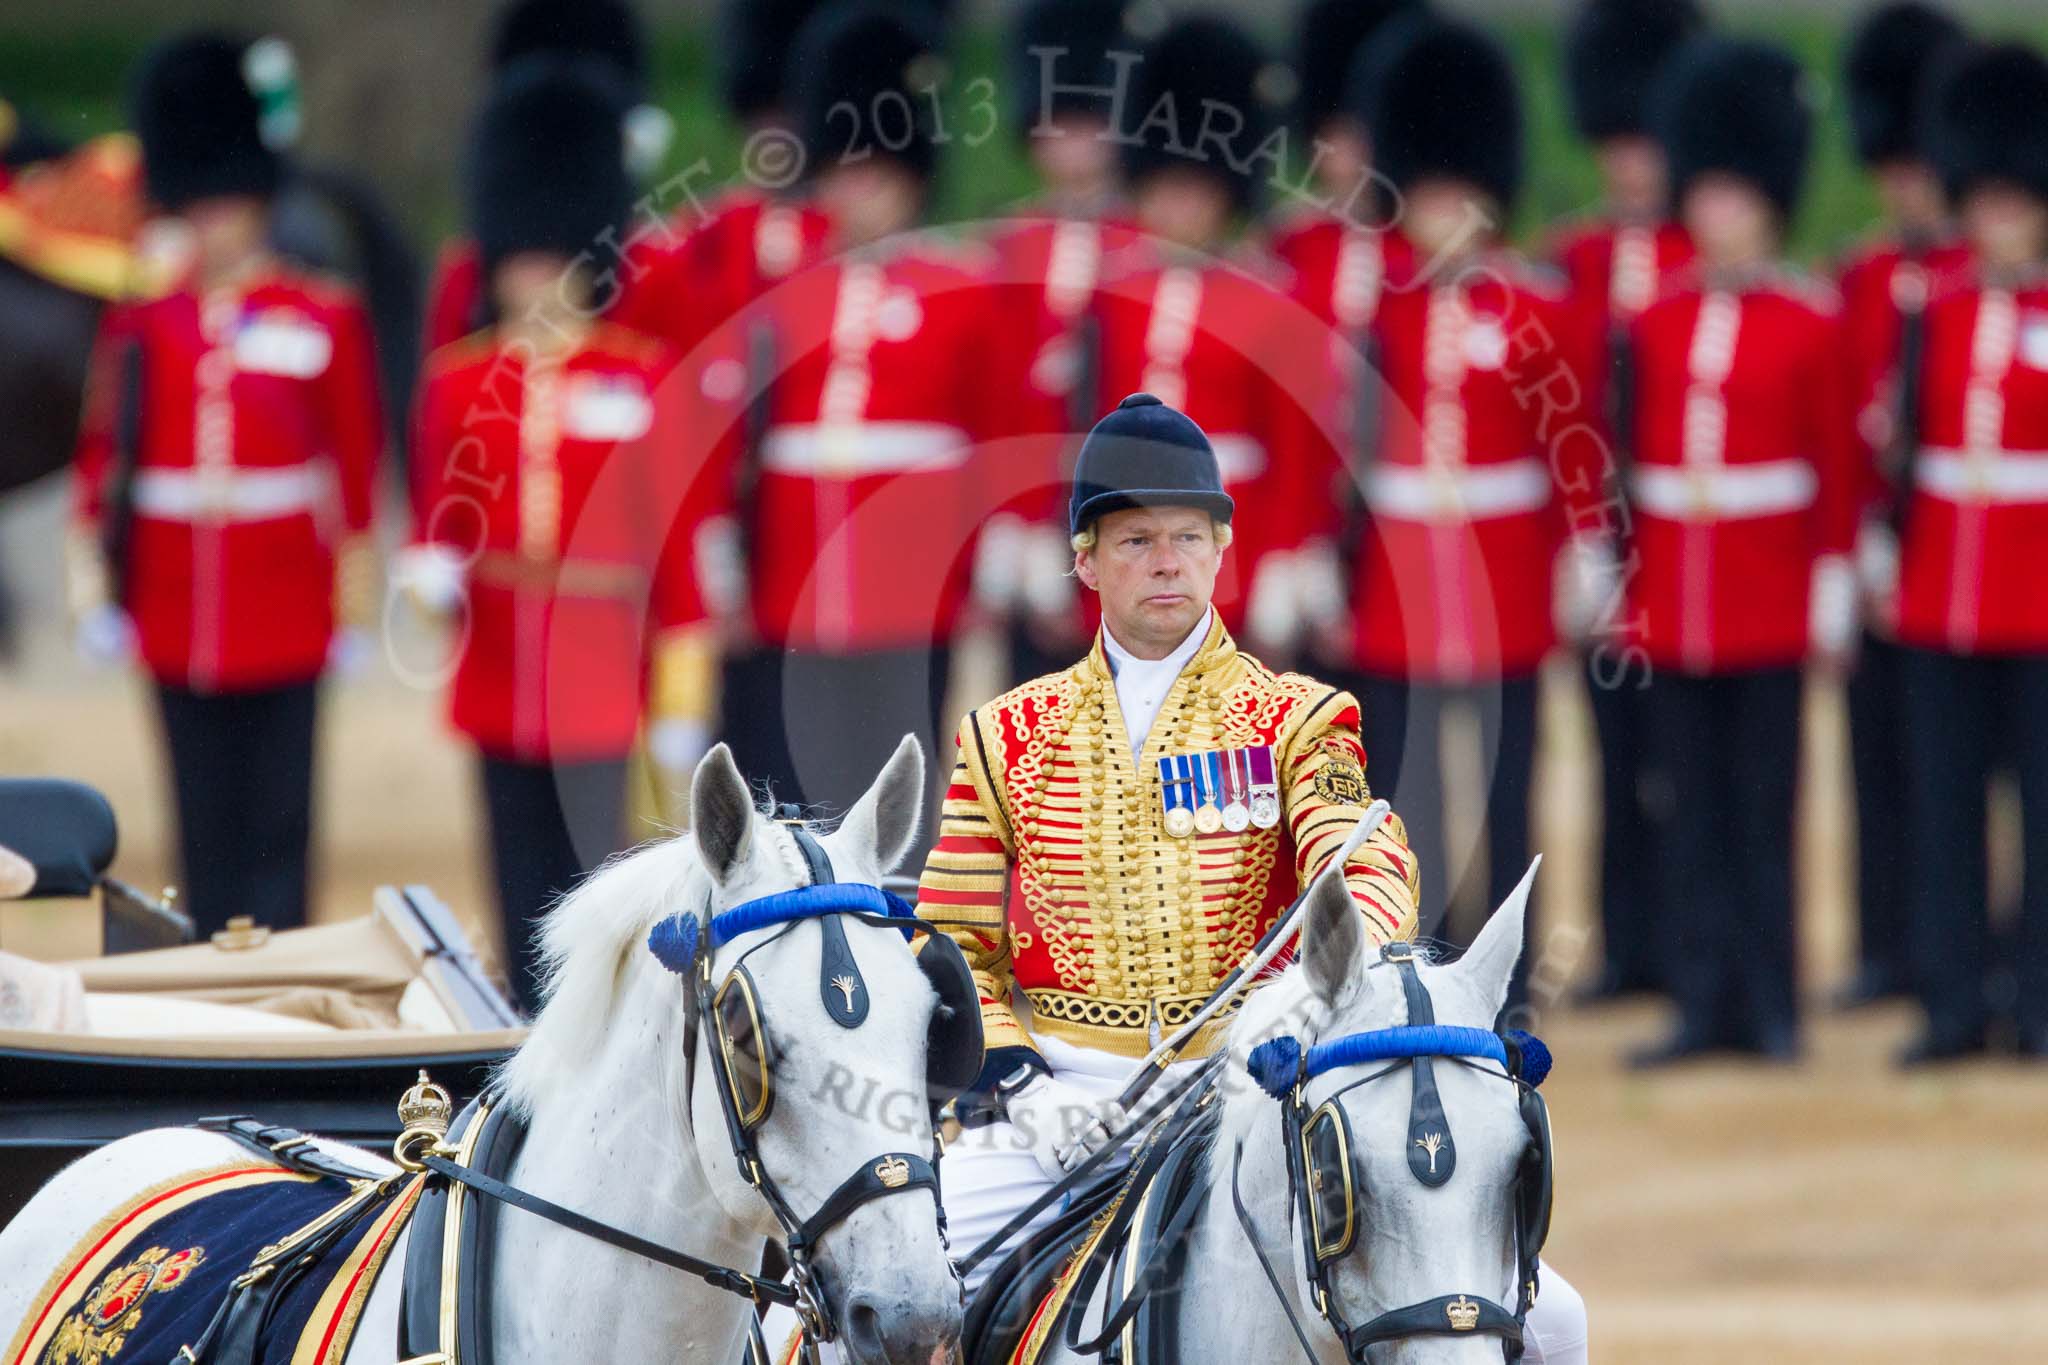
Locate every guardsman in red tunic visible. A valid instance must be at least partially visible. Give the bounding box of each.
[1081,15,1337,663]
[1332,16,1591,990]
[1893,44,2048,1063]
[1549,0,1705,1006]
[70,34,383,936]
[661,0,838,364]
[710,3,1007,824]
[1269,0,1425,670]
[1269,0,1424,333]
[1831,2,1973,1012]
[403,62,709,1015]
[1624,39,1860,1066]
[975,0,1143,688]
[419,0,686,357]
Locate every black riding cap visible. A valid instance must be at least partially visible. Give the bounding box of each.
[1068,393,1234,538]
[131,32,282,210]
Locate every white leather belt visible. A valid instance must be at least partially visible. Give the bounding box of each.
[760,421,971,475]
[1631,459,1816,520]
[1915,445,2048,504]
[131,464,328,521]
[1365,457,1551,522]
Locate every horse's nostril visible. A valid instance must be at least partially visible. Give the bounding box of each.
[844,1297,886,1358]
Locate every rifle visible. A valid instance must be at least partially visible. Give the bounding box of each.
[1885,257,1931,536]
[1336,330,1381,591]
[99,339,145,609]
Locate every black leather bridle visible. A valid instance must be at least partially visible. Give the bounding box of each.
[1239,942,1553,1364]
[669,816,975,1361]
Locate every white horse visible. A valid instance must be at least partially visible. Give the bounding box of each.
[0,739,964,1364]
[1039,860,1576,1365]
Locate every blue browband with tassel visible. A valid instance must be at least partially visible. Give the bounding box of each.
[648,883,917,975]
[1248,1025,1551,1099]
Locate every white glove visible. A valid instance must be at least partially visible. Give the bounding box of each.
[1020,522,1078,618]
[1855,519,1901,634]
[1554,534,1620,644]
[1809,553,1860,666]
[1003,1073,1130,1182]
[75,604,135,668]
[648,717,711,775]
[391,544,467,617]
[972,513,1027,614]
[1294,539,1347,630]
[325,625,373,679]
[1245,552,1301,655]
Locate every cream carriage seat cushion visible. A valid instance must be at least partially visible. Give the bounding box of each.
[0,949,88,1032]
[82,990,339,1037]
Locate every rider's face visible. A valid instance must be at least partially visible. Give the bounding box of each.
[1075,506,1222,659]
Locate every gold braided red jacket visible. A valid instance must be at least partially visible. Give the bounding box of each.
[916,617,1419,1067]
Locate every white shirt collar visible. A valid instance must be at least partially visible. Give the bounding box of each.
[1101,609,1211,758]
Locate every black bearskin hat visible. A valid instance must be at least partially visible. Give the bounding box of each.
[721,0,828,120]
[1923,41,2048,205]
[466,59,632,270]
[1361,15,1524,210]
[1844,3,1966,168]
[1009,0,1138,137]
[788,2,945,181]
[1290,0,1426,138]
[1655,37,1813,222]
[490,0,646,97]
[130,32,282,210]
[1120,15,1278,216]
[1563,0,1705,143]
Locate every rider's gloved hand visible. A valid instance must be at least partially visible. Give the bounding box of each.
[1001,1072,1130,1182]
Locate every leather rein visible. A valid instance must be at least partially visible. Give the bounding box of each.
[402,818,950,1365]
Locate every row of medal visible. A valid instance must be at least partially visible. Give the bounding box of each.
[1157,745,1282,837]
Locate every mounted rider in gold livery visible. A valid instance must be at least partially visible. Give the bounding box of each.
[917,393,1419,1267]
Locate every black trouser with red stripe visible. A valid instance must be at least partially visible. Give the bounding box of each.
[721,644,953,854]
[155,679,319,937]
[1584,652,1665,993]
[1900,647,2048,1045]
[1342,671,1538,1011]
[477,754,628,1017]
[1846,631,1912,994]
[1646,667,1803,1049]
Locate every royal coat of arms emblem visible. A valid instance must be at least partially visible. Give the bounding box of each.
[42,1245,205,1365]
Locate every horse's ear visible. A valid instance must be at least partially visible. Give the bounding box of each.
[1457,856,1539,1017]
[692,744,755,883]
[838,733,926,874]
[1300,856,1365,1008]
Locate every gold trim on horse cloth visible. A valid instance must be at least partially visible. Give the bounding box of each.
[5,1165,314,1365]
[289,1176,425,1365]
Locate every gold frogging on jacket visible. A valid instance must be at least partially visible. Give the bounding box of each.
[915,617,1421,1061]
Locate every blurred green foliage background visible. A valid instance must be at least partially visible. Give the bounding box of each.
[5,8,2048,261]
